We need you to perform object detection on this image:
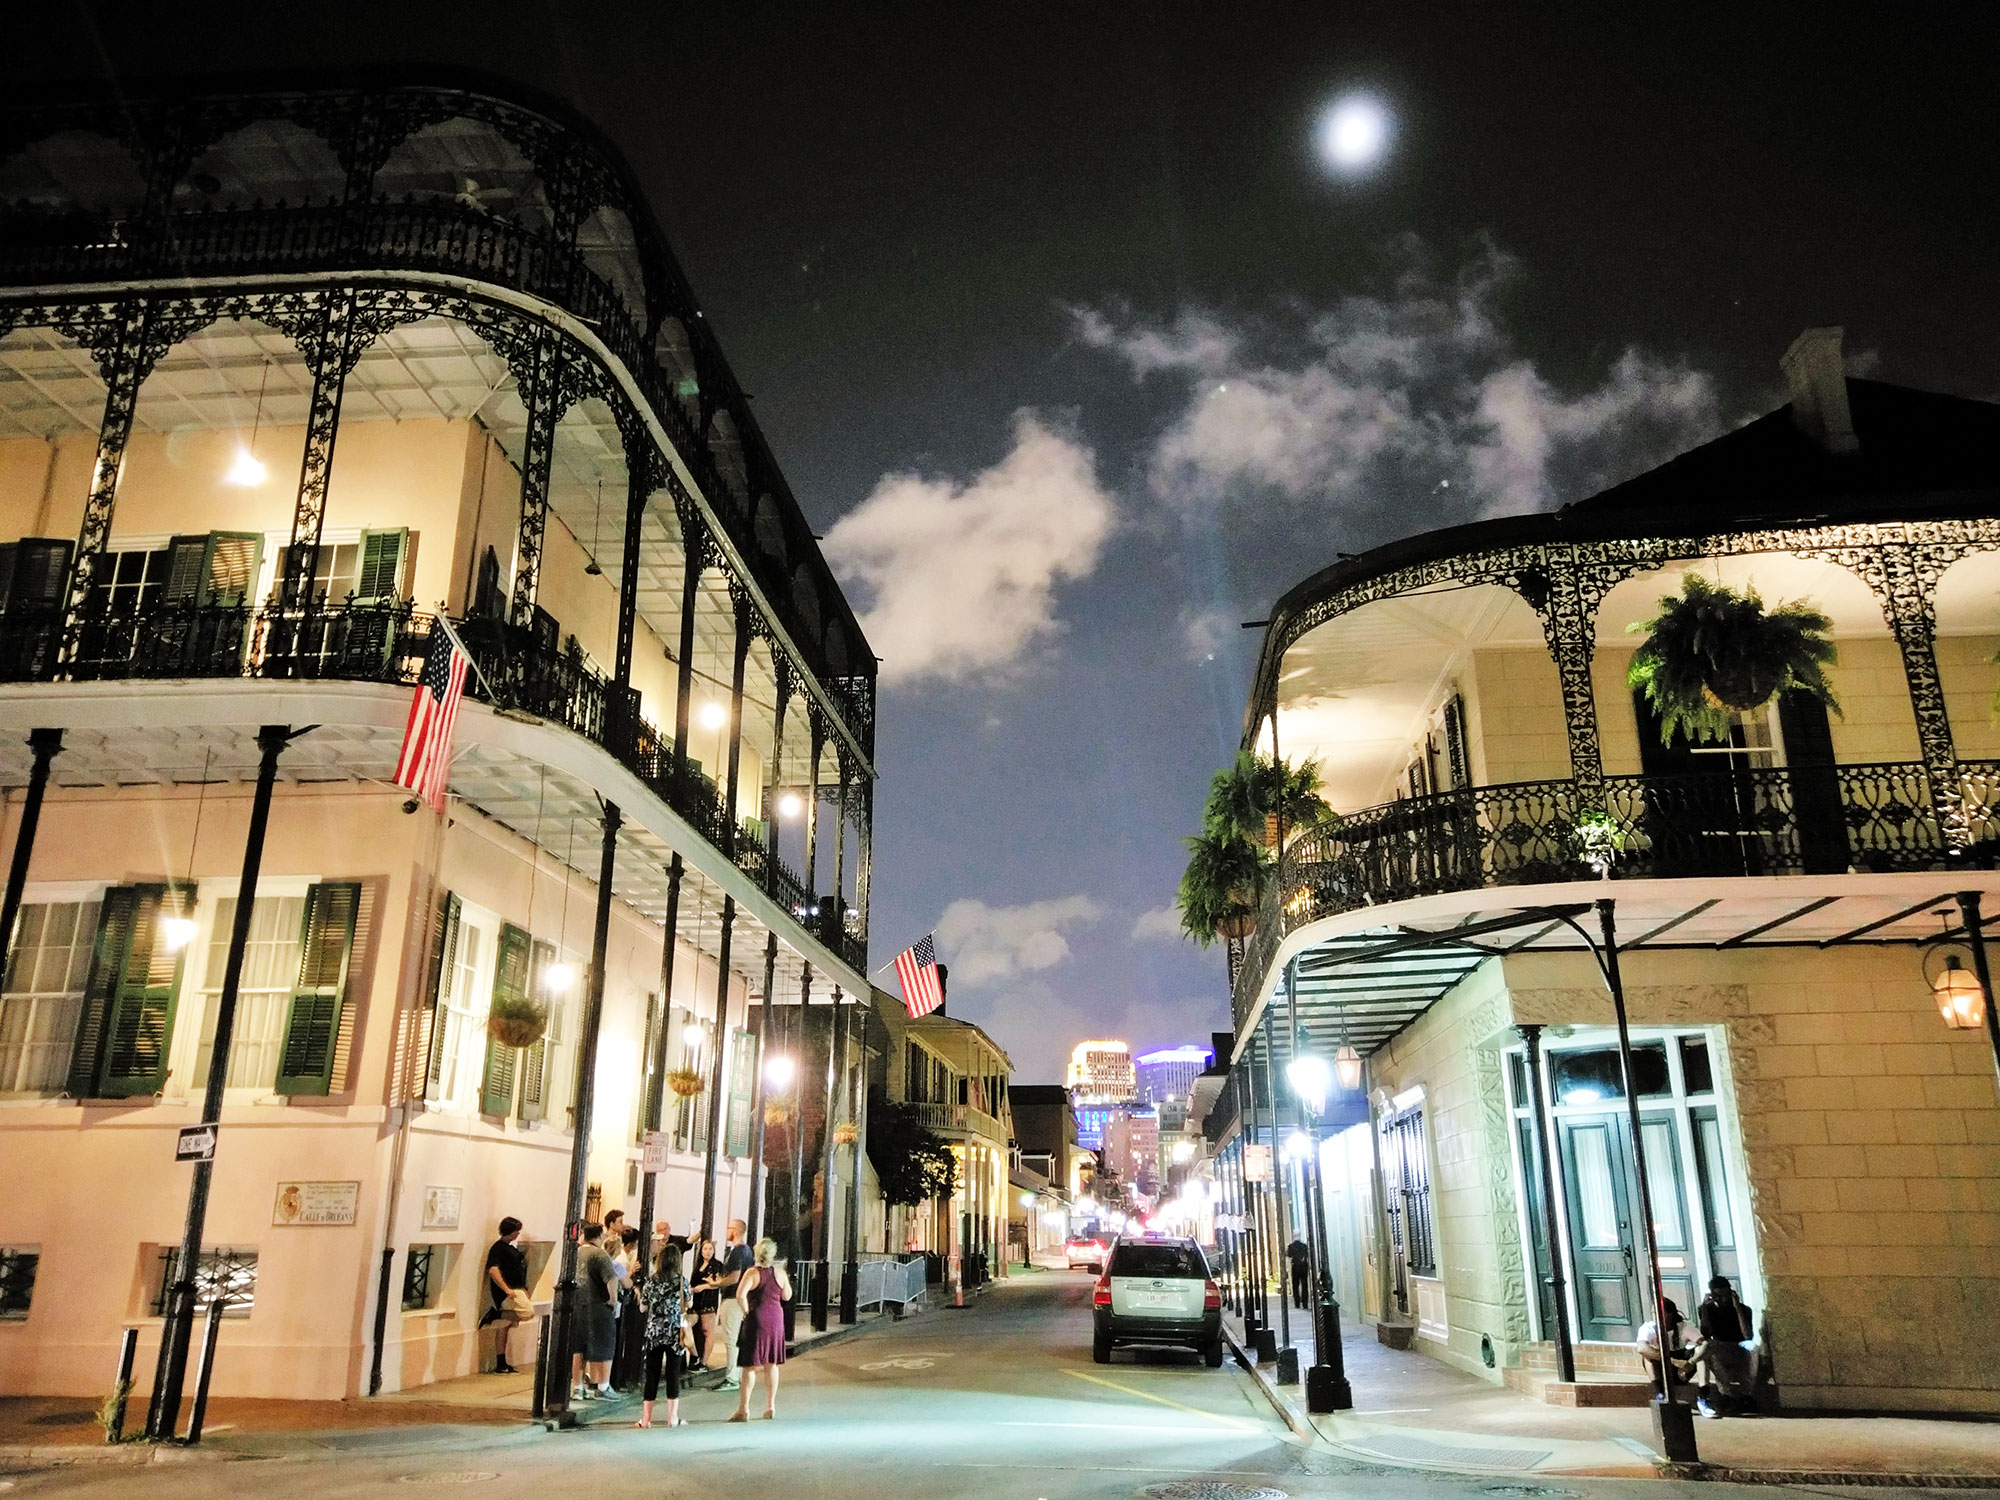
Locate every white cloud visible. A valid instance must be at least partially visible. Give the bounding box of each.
[1073,239,1720,529]
[934,894,1105,988]
[1130,905,1185,942]
[1178,606,1234,661]
[822,412,1116,688]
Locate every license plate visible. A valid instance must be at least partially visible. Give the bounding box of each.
[1134,1292,1180,1309]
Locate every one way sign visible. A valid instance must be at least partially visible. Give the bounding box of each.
[175,1124,219,1162]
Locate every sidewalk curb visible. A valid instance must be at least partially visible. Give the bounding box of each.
[1220,1325,1316,1443]
[1663,1463,2000,1489]
[0,1441,229,1470]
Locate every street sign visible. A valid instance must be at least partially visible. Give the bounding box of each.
[175,1124,219,1162]
[1243,1143,1273,1182]
[641,1130,668,1172]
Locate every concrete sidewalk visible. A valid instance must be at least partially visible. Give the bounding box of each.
[1223,1309,2000,1485]
[0,1293,934,1469]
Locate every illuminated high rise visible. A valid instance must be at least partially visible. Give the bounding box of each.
[1065,1039,1135,1102]
[1134,1044,1213,1108]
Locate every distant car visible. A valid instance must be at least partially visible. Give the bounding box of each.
[1092,1236,1223,1367]
[1064,1235,1107,1272]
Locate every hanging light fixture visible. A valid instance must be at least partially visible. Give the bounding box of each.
[699,701,728,731]
[583,479,604,576]
[161,747,213,952]
[1286,1030,1332,1115]
[1923,913,1988,1032]
[225,359,270,487]
[777,791,803,819]
[764,1053,796,1089]
[1335,1043,1364,1092]
[544,816,577,993]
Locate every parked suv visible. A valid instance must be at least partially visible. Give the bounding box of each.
[1092,1236,1223,1366]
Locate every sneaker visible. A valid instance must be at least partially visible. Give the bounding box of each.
[597,1383,613,1398]
[720,1378,740,1391]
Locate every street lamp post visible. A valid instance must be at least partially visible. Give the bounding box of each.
[1284,961,1352,1413]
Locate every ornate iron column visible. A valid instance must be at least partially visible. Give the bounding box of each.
[698,895,736,1240]
[671,500,705,792]
[59,303,154,662]
[508,327,565,628]
[747,931,778,1243]
[840,1005,867,1323]
[610,428,654,748]
[803,718,826,894]
[1517,1023,1576,1383]
[1256,1005,1295,1376]
[853,777,874,951]
[722,591,751,857]
[634,854,684,1273]
[276,292,361,635]
[1877,549,1968,850]
[765,658,790,893]
[812,989,846,1331]
[829,754,850,941]
[1539,553,1607,807]
[790,965,813,1265]
[0,729,62,984]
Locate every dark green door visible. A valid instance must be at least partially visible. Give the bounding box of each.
[1515,1116,1560,1341]
[1558,1114,1641,1340]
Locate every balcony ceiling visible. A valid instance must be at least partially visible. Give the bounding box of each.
[1239,873,2000,1065]
[0,681,861,1004]
[0,314,821,784]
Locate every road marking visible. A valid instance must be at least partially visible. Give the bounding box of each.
[1060,1368,1259,1430]
[997,1421,1246,1439]
[859,1357,936,1370]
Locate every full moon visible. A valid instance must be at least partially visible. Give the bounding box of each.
[1317,94,1391,173]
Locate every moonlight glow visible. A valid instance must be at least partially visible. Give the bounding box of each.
[1317,94,1390,173]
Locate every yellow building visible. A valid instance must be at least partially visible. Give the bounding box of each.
[1065,1037,1135,1102]
[903,1015,1014,1280]
[1219,332,2000,1415]
[0,79,877,1402]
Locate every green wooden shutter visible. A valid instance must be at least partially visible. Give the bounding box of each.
[355,529,410,604]
[86,885,187,1098]
[724,1028,755,1158]
[516,938,556,1123]
[162,537,211,604]
[423,893,462,1101]
[66,887,138,1097]
[274,882,361,1095]
[201,533,264,607]
[0,538,73,618]
[479,922,530,1116]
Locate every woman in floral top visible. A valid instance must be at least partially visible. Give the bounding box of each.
[635,1228,693,1429]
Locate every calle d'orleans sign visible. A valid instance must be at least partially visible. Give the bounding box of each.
[273,1181,361,1227]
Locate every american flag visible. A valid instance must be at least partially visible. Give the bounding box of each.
[393,620,470,812]
[894,933,944,1019]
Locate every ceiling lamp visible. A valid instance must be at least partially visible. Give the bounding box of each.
[160,914,200,952]
[544,961,576,993]
[764,1054,796,1089]
[699,701,727,731]
[1286,1043,1331,1116]
[1335,1043,1364,1092]
[777,791,803,819]
[225,359,271,486]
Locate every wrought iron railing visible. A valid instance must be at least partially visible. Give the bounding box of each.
[1235,760,2000,1026]
[1,597,858,970]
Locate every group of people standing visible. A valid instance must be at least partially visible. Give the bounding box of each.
[481,1214,793,1424]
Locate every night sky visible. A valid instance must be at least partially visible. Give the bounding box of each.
[13,6,2000,1081]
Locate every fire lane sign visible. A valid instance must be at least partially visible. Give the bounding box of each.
[175,1124,219,1162]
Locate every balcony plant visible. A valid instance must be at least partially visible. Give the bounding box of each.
[1177,825,1269,946]
[832,1121,859,1147]
[666,1067,705,1098]
[487,995,548,1048]
[1569,809,1628,876]
[1206,751,1337,849]
[1627,574,1838,744]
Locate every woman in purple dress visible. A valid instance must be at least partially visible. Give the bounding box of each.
[728,1238,792,1420]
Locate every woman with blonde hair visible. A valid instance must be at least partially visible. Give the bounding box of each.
[728,1238,792,1421]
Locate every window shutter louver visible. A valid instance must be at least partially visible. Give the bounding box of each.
[355,529,410,604]
[65,887,138,1097]
[163,536,211,605]
[423,893,462,1101]
[478,922,531,1116]
[202,533,264,607]
[516,939,556,1123]
[90,885,187,1098]
[0,539,74,618]
[274,882,361,1095]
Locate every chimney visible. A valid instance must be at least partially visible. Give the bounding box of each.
[934,963,947,1016]
[1781,326,1859,454]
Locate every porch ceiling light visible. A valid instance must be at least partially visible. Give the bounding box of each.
[764,1053,796,1089]
[699,701,728,730]
[224,448,267,487]
[159,914,199,952]
[1933,957,1986,1031]
[544,961,576,992]
[681,1022,705,1048]
[1335,1042,1364,1092]
[777,791,803,819]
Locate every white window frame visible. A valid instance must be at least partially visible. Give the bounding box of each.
[0,883,105,1098]
[434,901,497,1113]
[166,877,314,1104]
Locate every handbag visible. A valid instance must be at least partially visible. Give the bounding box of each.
[503,1289,535,1319]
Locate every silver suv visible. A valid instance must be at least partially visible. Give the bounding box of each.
[1091,1236,1223,1366]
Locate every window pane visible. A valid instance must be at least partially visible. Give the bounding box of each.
[194,896,305,1090]
[1551,1042,1668,1104]
[0,900,97,1093]
[1506,1051,1528,1107]
[1679,1037,1714,1095]
[1694,1113,1735,1249]
[1572,1125,1620,1246]
[1640,1119,1685,1249]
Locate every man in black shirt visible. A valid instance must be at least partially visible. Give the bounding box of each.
[481,1216,529,1374]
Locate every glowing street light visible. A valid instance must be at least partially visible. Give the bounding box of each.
[1286,1048,1332,1115]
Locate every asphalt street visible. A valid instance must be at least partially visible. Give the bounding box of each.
[6,1273,1986,1500]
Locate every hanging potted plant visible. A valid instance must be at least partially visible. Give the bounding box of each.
[1569,809,1627,877]
[1627,574,1839,743]
[1177,825,1269,946]
[1205,751,1336,850]
[832,1122,859,1147]
[666,1066,705,1098]
[487,994,548,1049]
[764,1100,794,1128]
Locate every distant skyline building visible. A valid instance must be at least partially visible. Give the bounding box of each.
[1134,1044,1212,1107]
[1066,1039,1135,1102]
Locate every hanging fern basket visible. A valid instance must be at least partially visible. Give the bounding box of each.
[666,1067,706,1098]
[487,997,548,1049]
[1627,574,1839,744]
[832,1122,859,1147]
[764,1102,794,1128]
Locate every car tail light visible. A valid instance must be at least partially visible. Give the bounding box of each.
[1094,1275,1113,1306]
[1203,1279,1221,1309]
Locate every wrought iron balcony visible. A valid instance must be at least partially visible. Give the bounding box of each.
[1234,759,2000,1024]
[0,595,854,968]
